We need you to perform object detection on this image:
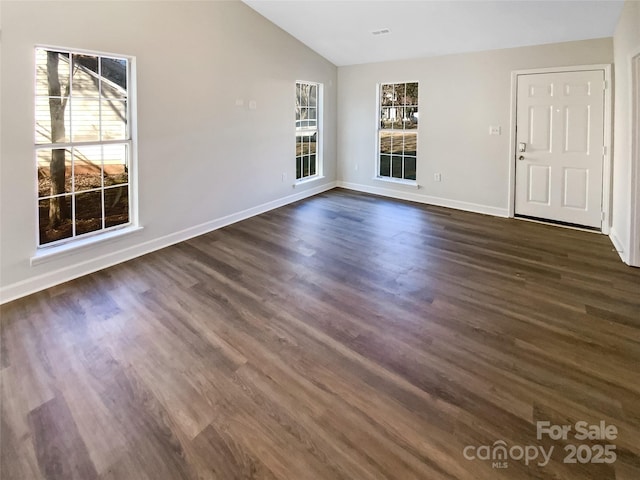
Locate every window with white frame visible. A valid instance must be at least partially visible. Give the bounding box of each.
[295,81,321,180]
[35,47,133,246]
[378,82,418,181]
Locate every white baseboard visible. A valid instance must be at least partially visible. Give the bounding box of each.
[608,226,629,265]
[336,181,510,218]
[0,181,337,305]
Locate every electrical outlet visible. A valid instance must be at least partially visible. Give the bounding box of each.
[434,173,442,182]
[489,125,501,135]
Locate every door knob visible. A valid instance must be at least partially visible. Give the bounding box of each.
[518,155,525,161]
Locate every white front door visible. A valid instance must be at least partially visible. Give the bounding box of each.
[515,70,605,229]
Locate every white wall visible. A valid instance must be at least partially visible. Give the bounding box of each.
[611,0,640,265]
[0,0,337,303]
[337,38,613,216]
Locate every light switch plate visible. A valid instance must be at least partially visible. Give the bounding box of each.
[489,125,501,135]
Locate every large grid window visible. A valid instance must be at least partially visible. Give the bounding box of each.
[378,82,418,181]
[295,81,320,180]
[35,47,132,246]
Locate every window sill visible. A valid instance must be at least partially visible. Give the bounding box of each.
[293,175,325,187]
[373,176,419,188]
[30,225,144,267]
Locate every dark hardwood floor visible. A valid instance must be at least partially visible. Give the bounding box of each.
[1,188,639,480]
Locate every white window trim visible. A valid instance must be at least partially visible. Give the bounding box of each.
[30,225,144,266]
[376,81,419,183]
[34,45,138,252]
[293,175,326,187]
[295,80,322,183]
[373,176,418,187]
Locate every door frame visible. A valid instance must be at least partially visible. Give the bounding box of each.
[507,64,612,234]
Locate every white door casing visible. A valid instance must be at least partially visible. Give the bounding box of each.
[515,70,606,229]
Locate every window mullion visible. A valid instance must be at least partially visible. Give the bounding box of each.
[36,138,131,150]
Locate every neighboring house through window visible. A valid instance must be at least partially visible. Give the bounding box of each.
[378,82,418,181]
[35,47,134,246]
[296,81,321,180]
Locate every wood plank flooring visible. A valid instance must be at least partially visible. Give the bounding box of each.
[1,188,639,479]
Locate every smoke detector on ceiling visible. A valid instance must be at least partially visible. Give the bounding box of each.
[372,28,390,36]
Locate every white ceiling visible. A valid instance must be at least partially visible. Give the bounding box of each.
[242,0,625,66]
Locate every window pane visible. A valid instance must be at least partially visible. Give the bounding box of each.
[101,99,127,140]
[74,54,99,75]
[406,82,418,105]
[296,156,302,179]
[101,57,127,97]
[71,54,99,97]
[404,156,417,181]
[37,149,71,198]
[36,97,70,144]
[403,132,417,156]
[303,156,310,177]
[394,84,405,105]
[71,98,100,142]
[105,186,129,228]
[296,83,302,108]
[304,83,312,107]
[310,154,316,176]
[381,84,394,106]
[309,136,317,155]
[75,190,103,235]
[308,108,317,120]
[39,195,73,244]
[73,145,103,192]
[380,107,392,129]
[391,155,403,178]
[379,131,392,154]
[35,49,71,97]
[405,107,419,129]
[309,85,317,107]
[103,144,128,186]
[380,155,391,177]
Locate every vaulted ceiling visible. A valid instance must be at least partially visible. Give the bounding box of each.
[242,0,625,66]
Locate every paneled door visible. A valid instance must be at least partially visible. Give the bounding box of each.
[515,70,605,229]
